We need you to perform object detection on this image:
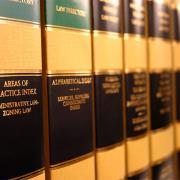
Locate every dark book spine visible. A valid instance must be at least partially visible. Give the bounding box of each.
[92,0,125,179]
[0,0,44,179]
[171,0,180,179]
[123,0,149,179]
[147,0,175,179]
[44,0,95,179]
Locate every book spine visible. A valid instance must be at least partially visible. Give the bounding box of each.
[92,0,125,179]
[0,0,44,179]
[123,0,149,179]
[44,0,95,179]
[171,0,180,178]
[147,0,175,179]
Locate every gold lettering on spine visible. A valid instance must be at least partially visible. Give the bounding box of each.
[56,6,86,17]
[0,79,39,117]
[127,73,147,132]
[130,2,145,27]
[99,0,119,24]
[158,10,170,32]
[9,0,34,5]
[52,77,92,86]
[102,75,121,94]
[52,76,92,111]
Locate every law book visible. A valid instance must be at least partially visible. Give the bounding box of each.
[0,0,44,179]
[123,0,150,179]
[171,0,180,178]
[92,0,125,179]
[147,0,175,179]
[43,0,95,179]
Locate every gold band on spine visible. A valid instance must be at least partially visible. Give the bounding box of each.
[96,141,125,152]
[152,153,173,167]
[46,70,92,75]
[45,25,90,33]
[127,132,148,141]
[125,69,147,74]
[94,69,122,75]
[127,167,148,178]
[0,16,40,25]
[151,124,171,133]
[93,30,121,37]
[50,153,94,170]
[10,168,44,180]
[0,69,42,74]
[124,33,145,39]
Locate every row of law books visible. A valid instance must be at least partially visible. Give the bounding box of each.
[0,0,180,179]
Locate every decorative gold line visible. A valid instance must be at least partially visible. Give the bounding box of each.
[45,24,90,33]
[0,69,42,74]
[151,124,171,134]
[0,16,40,25]
[0,74,41,77]
[50,152,94,170]
[47,70,92,75]
[94,69,122,75]
[128,166,148,178]
[93,30,121,37]
[124,33,145,39]
[127,132,148,141]
[47,73,92,77]
[149,69,172,73]
[152,153,173,167]
[10,168,44,180]
[148,37,171,43]
[96,141,125,152]
[125,68,147,73]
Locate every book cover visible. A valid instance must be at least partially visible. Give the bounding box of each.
[123,0,149,179]
[0,0,44,179]
[92,0,125,179]
[44,0,95,179]
[147,0,175,179]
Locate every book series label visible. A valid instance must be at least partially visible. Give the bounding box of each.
[45,0,90,30]
[0,76,43,179]
[48,75,93,165]
[152,156,174,179]
[0,0,40,23]
[124,0,145,35]
[147,0,170,39]
[128,169,148,180]
[150,72,172,130]
[92,0,122,32]
[125,72,147,138]
[95,74,124,149]
[176,71,180,122]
